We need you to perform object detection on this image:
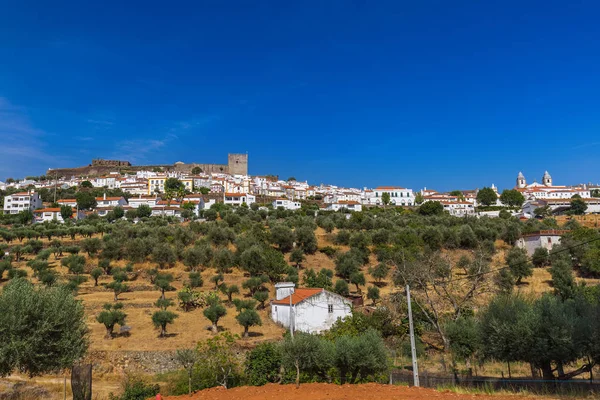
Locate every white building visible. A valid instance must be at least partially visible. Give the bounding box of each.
[515,171,591,200]
[33,207,86,223]
[57,198,78,207]
[517,230,568,256]
[368,186,415,206]
[95,194,127,207]
[128,195,162,208]
[325,201,363,212]
[440,201,476,217]
[524,198,600,215]
[223,193,255,206]
[271,283,352,334]
[2,191,43,214]
[272,198,301,210]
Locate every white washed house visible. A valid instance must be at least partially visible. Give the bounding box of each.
[33,208,86,223]
[224,193,255,206]
[2,191,43,214]
[325,201,362,212]
[271,283,352,334]
[517,230,569,256]
[272,198,301,210]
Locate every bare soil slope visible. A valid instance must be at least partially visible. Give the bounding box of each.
[161,383,557,400]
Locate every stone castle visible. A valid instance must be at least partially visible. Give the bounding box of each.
[47,153,248,178]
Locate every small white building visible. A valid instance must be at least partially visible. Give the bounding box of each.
[95,194,127,208]
[128,195,162,208]
[33,207,85,223]
[516,230,569,256]
[272,198,301,210]
[2,191,43,214]
[223,193,255,206]
[325,201,362,212]
[271,282,352,334]
[440,201,476,217]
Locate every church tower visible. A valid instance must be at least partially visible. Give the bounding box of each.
[542,171,552,186]
[516,171,526,189]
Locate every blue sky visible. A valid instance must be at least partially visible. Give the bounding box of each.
[1,1,599,191]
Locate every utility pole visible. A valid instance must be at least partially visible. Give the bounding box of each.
[289,291,294,339]
[406,284,420,387]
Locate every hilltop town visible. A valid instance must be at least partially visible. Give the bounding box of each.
[2,155,600,399]
[2,153,599,220]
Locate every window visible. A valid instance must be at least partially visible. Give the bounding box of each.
[274,306,277,312]
[328,304,333,313]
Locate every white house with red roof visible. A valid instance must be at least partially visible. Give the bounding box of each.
[223,193,255,206]
[33,207,86,223]
[3,191,42,214]
[271,283,352,334]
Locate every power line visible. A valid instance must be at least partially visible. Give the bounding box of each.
[437,234,600,285]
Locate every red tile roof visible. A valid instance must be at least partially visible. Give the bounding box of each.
[375,186,405,190]
[34,208,61,213]
[272,288,324,305]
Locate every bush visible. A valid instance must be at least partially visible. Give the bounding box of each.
[245,342,282,386]
[109,374,160,400]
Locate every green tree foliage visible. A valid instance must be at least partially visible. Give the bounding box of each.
[90,267,103,286]
[532,247,550,268]
[60,205,73,221]
[152,310,178,337]
[334,279,350,296]
[445,316,480,366]
[76,191,97,210]
[303,268,333,290]
[350,271,366,293]
[281,332,333,388]
[476,187,498,207]
[270,224,294,252]
[499,189,526,207]
[236,308,262,337]
[96,302,127,339]
[290,248,305,269]
[197,332,241,389]
[0,279,88,377]
[295,225,318,254]
[381,192,391,206]
[155,273,175,299]
[81,237,102,257]
[137,204,152,218]
[550,259,576,300]
[219,283,240,302]
[367,286,380,305]
[175,348,198,395]
[335,250,362,280]
[333,329,388,384]
[418,201,443,216]
[152,243,176,269]
[183,243,213,271]
[204,298,227,332]
[187,271,203,288]
[368,263,389,284]
[244,342,282,386]
[253,290,269,309]
[570,198,588,215]
[505,246,533,284]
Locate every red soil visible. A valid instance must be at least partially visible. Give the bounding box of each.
[160,383,552,400]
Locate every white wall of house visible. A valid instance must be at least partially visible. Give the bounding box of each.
[272,199,301,210]
[517,232,565,256]
[271,290,352,334]
[3,192,42,214]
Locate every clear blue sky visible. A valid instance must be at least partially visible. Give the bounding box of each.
[1,1,599,191]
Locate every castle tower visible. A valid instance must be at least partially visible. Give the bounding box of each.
[228,153,248,175]
[542,171,552,187]
[516,171,526,189]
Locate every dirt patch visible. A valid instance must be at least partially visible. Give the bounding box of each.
[160,383,554,400]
